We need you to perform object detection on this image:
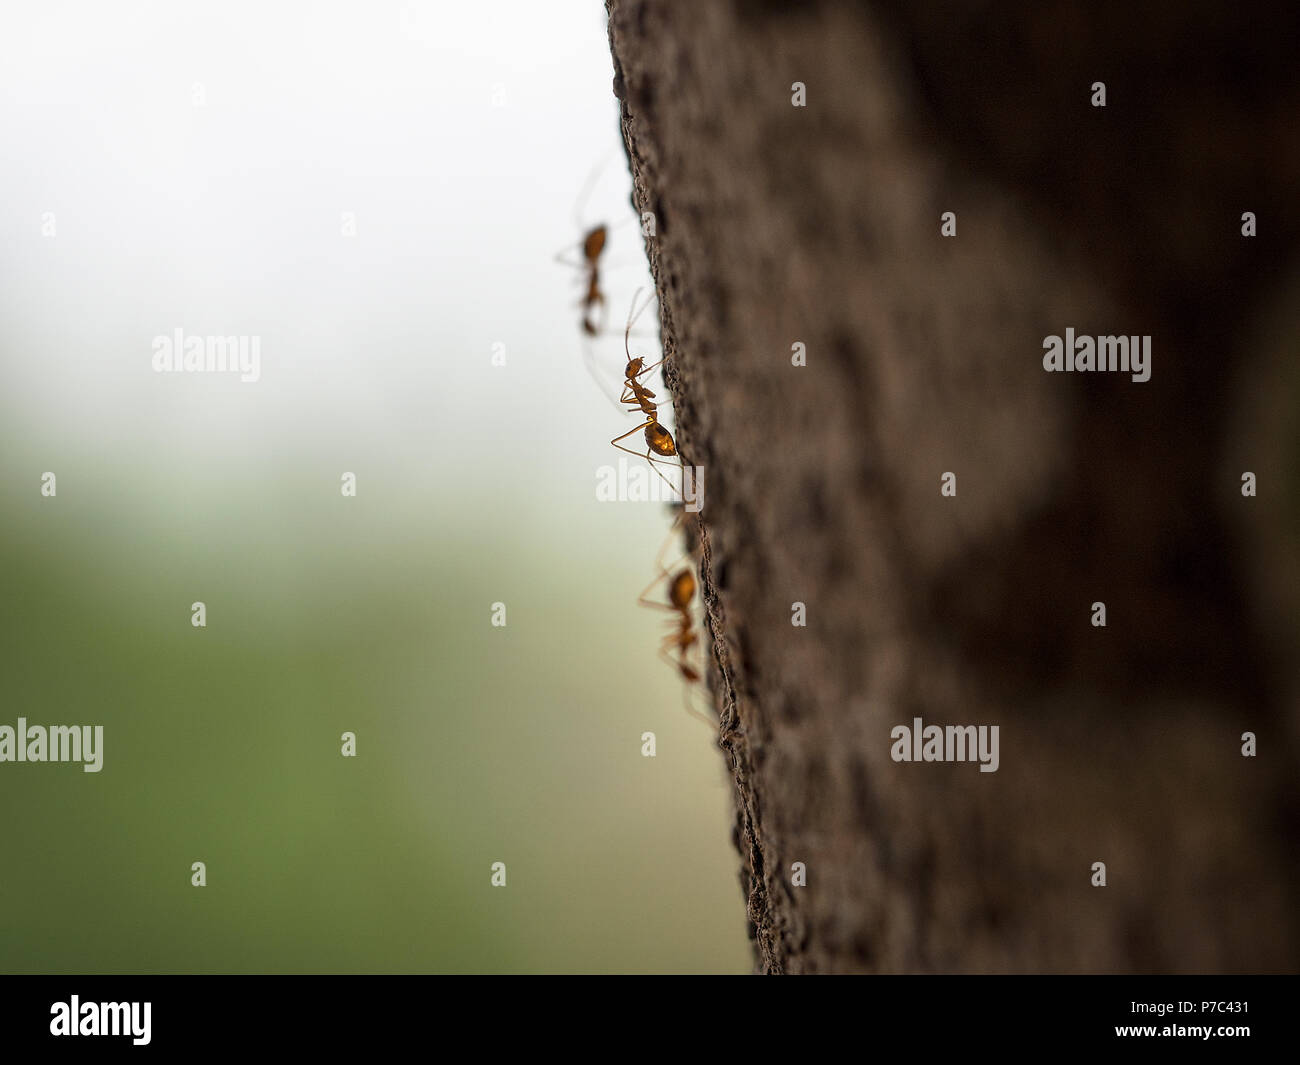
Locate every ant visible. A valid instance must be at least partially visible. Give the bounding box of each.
[638,510,713,728]
[554,152,623,337]
[553,223,608,336]
[610,289,682,496]
[576,224,608,337]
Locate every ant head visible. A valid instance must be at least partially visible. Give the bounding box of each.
[625,356,645,377]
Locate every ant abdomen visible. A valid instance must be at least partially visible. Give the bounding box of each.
[670,570,695,608]
[645,422,676,457]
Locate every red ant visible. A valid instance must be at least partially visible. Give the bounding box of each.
[638,511,713,728]
[576,224,608,337]
[553,223,608,336]
[554,153,624,336]
[610,289,682,496]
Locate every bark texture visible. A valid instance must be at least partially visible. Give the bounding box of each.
[607,0,1300,973]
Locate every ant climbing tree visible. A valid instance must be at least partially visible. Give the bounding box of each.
[554,151,640,339]
[609,289,681,496]
[555,156,656,407]
[637,509,711,728]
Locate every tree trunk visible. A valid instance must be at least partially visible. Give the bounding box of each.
[606,0,1300,973]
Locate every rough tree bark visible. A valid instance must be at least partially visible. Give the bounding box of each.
[607,0,1300,973]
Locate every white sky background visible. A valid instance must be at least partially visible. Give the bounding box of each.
[0,3,748,973]
[0,0,656,513]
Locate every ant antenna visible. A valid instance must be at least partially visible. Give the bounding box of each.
[572,145,619,231]
[625,287,656,361]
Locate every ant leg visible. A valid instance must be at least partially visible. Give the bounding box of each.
[571,147,619,231]
[682,685,716,729]
[609,440,683,498]
[610,422,652,447]
[636,565,677,609]
[644,453,687,498]
[621,387,660,413]
[642,452,684,471]
[605,430,683,477]
[649,510,690,576]
[656,645,715,729]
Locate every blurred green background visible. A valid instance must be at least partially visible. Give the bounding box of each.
[0,0,748,973]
